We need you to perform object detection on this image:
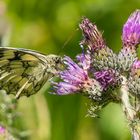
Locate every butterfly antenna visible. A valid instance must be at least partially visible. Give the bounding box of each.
[57,28,79,55]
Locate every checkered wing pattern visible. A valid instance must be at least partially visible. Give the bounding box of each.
[0,47,61,98]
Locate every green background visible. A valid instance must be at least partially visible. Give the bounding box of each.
[2,0,140,139]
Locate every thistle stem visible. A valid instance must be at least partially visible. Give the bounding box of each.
[120,76,140,140]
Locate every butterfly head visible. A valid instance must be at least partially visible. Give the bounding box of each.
[46,55,64,75]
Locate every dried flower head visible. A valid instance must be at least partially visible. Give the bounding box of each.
[79,17,105,52]
[122,9,140,47]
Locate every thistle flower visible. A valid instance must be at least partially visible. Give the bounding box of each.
[122,10,140,47]
[94,69,120,91]
[118,10,140,71]
[79,17,105,52]
[51,9,140,139]
[53,56,90,94]
[53,55,103,101]
[54,56,93,94]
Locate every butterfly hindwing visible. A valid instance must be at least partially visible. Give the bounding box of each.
[0,47,60,98]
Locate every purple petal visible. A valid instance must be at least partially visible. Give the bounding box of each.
[94,69,117,90]
[56,82,79,95]
[76,53,91,70]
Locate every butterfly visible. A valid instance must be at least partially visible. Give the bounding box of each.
[0,47,62,99]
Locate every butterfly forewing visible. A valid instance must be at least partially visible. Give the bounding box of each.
[0,47,61,98]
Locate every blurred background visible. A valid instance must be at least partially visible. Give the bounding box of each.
[0,0,139,139]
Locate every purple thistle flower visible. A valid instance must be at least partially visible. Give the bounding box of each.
[94,69,118,90]
[122,9,140,47]
[54,55,96,95]
[79,17,105,52]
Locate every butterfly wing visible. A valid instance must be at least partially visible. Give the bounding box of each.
[0,47,61,98]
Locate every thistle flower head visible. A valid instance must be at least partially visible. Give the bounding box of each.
[54,56,93,95]
[79,17,105,52]
[122,9,140,47]
[94,69,119,90]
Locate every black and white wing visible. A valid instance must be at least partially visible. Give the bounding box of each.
[0,47,62,99]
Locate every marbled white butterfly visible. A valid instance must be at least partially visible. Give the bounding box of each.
[0,47,62,99]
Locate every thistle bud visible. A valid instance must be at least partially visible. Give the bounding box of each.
[93,47,117,70]
[118,46,137,72]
